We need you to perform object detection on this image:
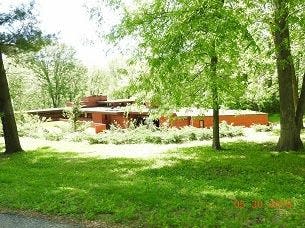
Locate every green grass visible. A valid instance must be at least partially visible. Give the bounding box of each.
[268,113,280,123]
[0,142,305,226]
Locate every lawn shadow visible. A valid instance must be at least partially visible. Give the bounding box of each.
[0,141,304,226]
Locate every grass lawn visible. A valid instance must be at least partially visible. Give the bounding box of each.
[268,113,280,123]
[0,142,304,226]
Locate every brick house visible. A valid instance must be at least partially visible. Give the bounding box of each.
[27,95,268,133]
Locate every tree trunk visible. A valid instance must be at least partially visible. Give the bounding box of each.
[292,70,298,111]
[296,73,305,131]
[273,0,303,151]
[0,52,23,154]
[210,52,221,150]
[212,106,221,150]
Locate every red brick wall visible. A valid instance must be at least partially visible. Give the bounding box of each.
[92,113,104,123]
[204,116,214,128]
[190,118,205,128]
[159,116,169,127]
[94,123,106,133]
[171,117,190,128]
[159,116,190,128]
[109,114,128,128]
[203,114,268,128]
[81,95,107,107]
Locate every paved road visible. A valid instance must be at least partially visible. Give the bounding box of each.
[0,213,83,228]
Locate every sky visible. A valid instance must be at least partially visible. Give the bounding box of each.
[2,0,124,68]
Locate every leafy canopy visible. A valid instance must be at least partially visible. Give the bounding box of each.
[0,1,51,55]
[106,0,256,110]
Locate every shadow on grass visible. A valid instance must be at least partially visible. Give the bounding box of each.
[0,142,304,226]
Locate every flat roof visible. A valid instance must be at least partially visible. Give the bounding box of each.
[82,107,149,115]
[175,109,267,117]
[27,107,266,118]
[27,108,64,113]
[82,107,124,114]
[96,99,135,105]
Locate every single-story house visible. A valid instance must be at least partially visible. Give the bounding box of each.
[27,95,268,133]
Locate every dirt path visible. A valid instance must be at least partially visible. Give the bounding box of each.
[0,213,82,228]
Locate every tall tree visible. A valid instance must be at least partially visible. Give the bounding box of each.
[271,0,305,151]
[99,0,253,149]
[0,1,50,153]
[21,44,87,108]
[218,0,305,151]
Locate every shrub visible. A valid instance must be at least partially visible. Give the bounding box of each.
[40,126,63,141]
[252,124,273,132]
[64,132,89,142]
[15,113,48,137]
[87,122,244,145]
[145,135,162,144]
[87,134,104,144]
[44,131,64,141]
[189,132,197,141]
[219,121,244,137]
[198,128,213,140]
[12,113,245,145]
[63,98,83,132]
[161,133,184,144]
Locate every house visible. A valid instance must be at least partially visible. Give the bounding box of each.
[27,95,268,133]
[161,108,268,129]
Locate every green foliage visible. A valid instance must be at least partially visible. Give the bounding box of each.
[219,121,244,137]
[4,59,46,110]
[0,142,304,226]
[12,114,245,144]
[268,113,280,123]
[43,130,65,141]
[102,0,253,110]
[64,98,83,132]
[14,113,91,141]
[87,58,145,99]
[252,124,273,132]
[14,112,48,138]
[87,122,244,145]
[0,1,52,55]
[19,44,87,108]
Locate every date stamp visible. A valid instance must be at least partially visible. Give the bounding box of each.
[233,199,293,209]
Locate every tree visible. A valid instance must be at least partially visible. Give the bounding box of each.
[3,58,44,110]
[21,44,87,108]
[0,1,50,153]
[230,0,305,151]
[271,0,305,151]
[99,0,253,149]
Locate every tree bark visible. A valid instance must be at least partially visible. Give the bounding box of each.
[295,73,305,131]
[212,106,221,150]
[210,53,221,150]
[0,52,23,154]
[291,65,298,112]
[273,0,303,151]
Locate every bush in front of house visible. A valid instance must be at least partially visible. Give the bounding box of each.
[219,121,244,137]
[15,113,92,142]
[13,114,245,144]
[252,123,273,132]
[87,122,245,145]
